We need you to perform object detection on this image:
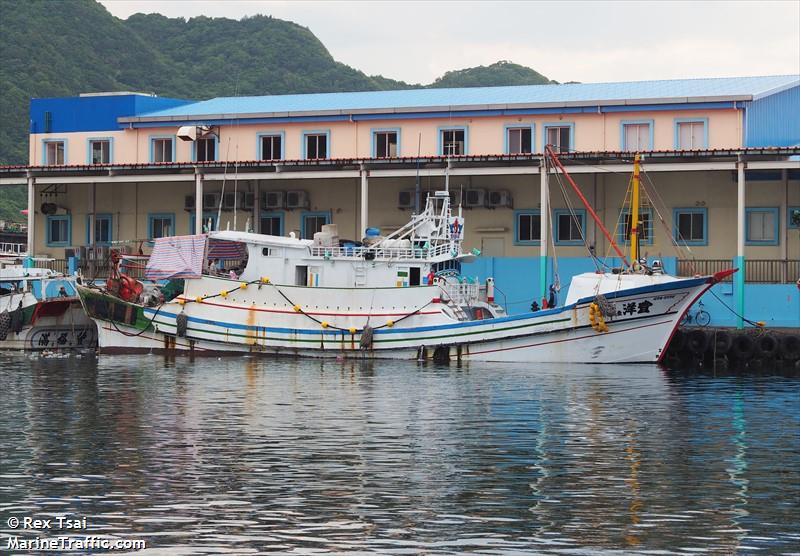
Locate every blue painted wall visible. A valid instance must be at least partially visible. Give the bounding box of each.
[462,256,800,328]
[745,84,800,147]
[30,95,192,134]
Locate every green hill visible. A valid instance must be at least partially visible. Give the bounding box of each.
[0,0,560,221]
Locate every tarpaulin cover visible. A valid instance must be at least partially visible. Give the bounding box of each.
[145,235,207,280]
[207,239,246,260]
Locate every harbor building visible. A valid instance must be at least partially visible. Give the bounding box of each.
[1,75,798,326]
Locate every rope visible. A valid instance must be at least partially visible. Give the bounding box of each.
[707,288,765,328]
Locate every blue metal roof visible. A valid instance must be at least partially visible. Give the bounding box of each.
[132,75,799,121]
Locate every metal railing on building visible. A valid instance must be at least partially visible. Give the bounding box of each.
[678,259,800,284]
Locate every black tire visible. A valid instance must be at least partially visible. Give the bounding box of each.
[695,310,711,327]
[176,312,188,338]
[0,311,9,341]
[730,334,755,361]
[687,329,708,356]
[9,308,24,334]
[713,356,729,371]
[712,331,733,355]
[668,329,686,352]
[780,335,800,361]
[756,334,779,358]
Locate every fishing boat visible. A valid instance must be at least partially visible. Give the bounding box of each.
[76,148,732,363]
[0,263,97,350]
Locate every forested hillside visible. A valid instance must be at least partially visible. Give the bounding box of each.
[0,0,560,221]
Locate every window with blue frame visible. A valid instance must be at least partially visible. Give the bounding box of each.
[544,125,572,152]
[151,137,174,163]
[46,215,71,247]
[44,140,66,165]
[622,121,653,151]
[788,207,800,229]
[259,134,283,160]
[373,130,399,158]
[746,208,779,245]
[86,214,112,244]
[195,137,216,162]
[514,210,541,245]
[554,209,585,245]
[619,208,653,245]
[675,119,707,149]
[301,212,330,239]
[260,212,284,236]
[304,132,328,159]
[673,208,707,245]
[149,213,174,239]
[506,126,533,154]
[440,128,466,155]
[89,139,111,164]
[189,213,217,234]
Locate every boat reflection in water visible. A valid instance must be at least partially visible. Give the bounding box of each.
[2,354,798,553]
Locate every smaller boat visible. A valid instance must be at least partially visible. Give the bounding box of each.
[0,263,97,350]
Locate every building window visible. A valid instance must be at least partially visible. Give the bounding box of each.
[44,140,65,165]
[554,209,585,245]
[89,139,111,164]
[675,119,707,149]
[260,212,284,236]
[788,207,800,229]
[148,213,175,239]
[673,208,707,246]
[304,132,328,159]
[506,126,533,154]
[301,211,330,239]
[746,208,779,245]
[151,137,174,163]
[189,213,217,234]
[86,214,112,244]
[621,121,653,151]
[46,215,71,247]
[440,127,466,156]
[195,138,216,162]
[514,210,541,245]
[373,130,399,158]
[544,124,572,152]
[259,134,283,160]
[620,208,653,245]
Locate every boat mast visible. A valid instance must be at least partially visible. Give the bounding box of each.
[630,153,641,264]
[544,145,630,268]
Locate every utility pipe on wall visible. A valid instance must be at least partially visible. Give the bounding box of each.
[195,170,203,236]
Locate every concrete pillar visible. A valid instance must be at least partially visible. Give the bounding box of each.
[780,169,788,283]
[360,168,369,238]
[539,158,549,304]
[88,182,96,246]
[195,170,203,234]
[253,179,260,234]
[26,174,35,257]
[735,158,746,329]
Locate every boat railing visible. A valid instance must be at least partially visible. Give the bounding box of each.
[0,242,26,255]
[441,281,481,306]
[308,243,454,260]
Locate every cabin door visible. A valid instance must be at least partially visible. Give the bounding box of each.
[295,265,308,286]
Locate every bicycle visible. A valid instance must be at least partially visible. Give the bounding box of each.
[682,300,711,327]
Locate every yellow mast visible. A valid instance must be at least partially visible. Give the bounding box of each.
[630,153,641,265]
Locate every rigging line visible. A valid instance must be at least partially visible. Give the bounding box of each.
[217,137,232,232]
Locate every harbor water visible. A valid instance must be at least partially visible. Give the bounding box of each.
[1,354,798,554]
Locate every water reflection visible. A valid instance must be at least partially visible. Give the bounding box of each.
[0,354,798,554]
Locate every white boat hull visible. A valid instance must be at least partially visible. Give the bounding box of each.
[80,273,719,363]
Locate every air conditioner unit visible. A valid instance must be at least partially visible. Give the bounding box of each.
[184,195,195,211]
[262,191,285,210]
[202,192,220,210]
[463,188,487,208]
[285,190,309,210]
[486,190,513,209]
[222,192,243,210]
[398,190,415,210]
[242,192,255,210]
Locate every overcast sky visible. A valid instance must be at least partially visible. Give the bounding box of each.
[99,0,800,85]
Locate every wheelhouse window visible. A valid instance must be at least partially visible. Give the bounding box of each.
[515,210,541,245]
[260,212,284,236]
[621,209,653,244]
[304,133,328,159]
[674,208,707,245]
[89,139,111,164]
[44,140,65,165]
[46,215,70,247]
[373,130,398,158]
[746,208,778,245]
[622,122,652,151]
[149,213,174,239]
[676,120,706,149]
[260,134,282,160]
[195,138,216,162]
[302,212,330,239]
[545,126,571,152]
[554,209,585,245]
[440,128,465,156]
[507,127,533,154]
[152,138,174,163]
